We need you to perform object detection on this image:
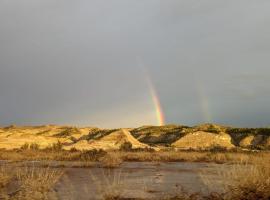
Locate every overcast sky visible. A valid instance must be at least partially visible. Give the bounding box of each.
[0,0,270,128]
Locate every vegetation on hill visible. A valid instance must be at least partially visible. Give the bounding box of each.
[130,125,188,145]
[53,127,81,137]
[226,128,270,150]
[0,124,269,150]
[81,129,119,140]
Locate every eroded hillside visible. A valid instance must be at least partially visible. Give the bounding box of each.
[0,124,269,150]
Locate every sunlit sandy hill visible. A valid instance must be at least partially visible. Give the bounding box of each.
[0,124,269,151]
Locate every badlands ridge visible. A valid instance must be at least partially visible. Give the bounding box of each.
[0,124,269,151]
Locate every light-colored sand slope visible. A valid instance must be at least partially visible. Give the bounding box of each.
[172,131,235,150]
[0,125,95,149]
[0,124,269,150]
[65,129,149,150]
[239,135,270,148]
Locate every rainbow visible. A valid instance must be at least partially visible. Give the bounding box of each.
[146,77,165,126]
[197,83,212,122]
[137,57,165,126]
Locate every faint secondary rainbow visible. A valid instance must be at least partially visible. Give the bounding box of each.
[137,57,165,126]
[197,83,212,122]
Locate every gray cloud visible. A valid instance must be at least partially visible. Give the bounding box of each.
[0,0,270,127]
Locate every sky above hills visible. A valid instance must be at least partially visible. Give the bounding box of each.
[0,0,270,128]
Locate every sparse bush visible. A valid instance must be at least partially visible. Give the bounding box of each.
[132,147,156,152]
[54,127,81,137]
[130,125,186,145]
[14,165,63,200]
[70,147,78,152]
[0,165,13,199]
[86,129,119,140]
[119,141,132,151]
[70,136,77,143]
[79,149,107,161]
[209,145,228,152]
[21,143,30,150]
[227,128,270,147]
[44,141,63,152]
[206,125,220,134]
[99,153,123,168]
[0,164,63,200]
[91,169,124,200]
[51,141,63,151]
[29,143,40,151]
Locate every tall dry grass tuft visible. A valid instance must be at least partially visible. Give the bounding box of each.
[0,165,13,199]
[224,157,270,200]
[201,155,270,200]
[0,166,12,187]
[0,164,63,200]
[14,165,64,200]
[99,153,123,168]
[90,169,125,200]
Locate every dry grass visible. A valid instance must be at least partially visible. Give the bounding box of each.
[14,165,64,199]
[113,151,269,164]
[200,155,270,200]
[1,149,269,199]
[90,169,125,200]
[0,165,14,199]
[0,166,12,187]
[0,149,78,161]
[0,164,63,200]
[0,149,107,162]
[223,156,270,199]
[99,153,123,168]
[0,149,269,164]
[97,152,270,200]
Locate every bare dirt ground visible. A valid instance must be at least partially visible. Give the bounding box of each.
[53,162,230,200]
[2,154,268,200]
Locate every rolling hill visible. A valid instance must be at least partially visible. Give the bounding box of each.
[0,124,269,150]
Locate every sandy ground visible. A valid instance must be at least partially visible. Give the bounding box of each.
[53,162,230,200]
[0,161,234,199]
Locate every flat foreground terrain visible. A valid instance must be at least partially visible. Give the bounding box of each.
[54,162,229,199]
[0,161,244,200]
[1,151,269,200]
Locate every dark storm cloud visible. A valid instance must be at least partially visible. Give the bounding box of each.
[0,0,270,127]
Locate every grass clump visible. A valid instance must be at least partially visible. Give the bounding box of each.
[45,141,63,152]
[99,153,123,168]
[0,165,13,199]
[224,159,270,199]
[119,142,133,151]
[201,155,270,200]
[20,143,40,151]
[14,166,63,200]
[0,165,63,200]
[77,149,107,161]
